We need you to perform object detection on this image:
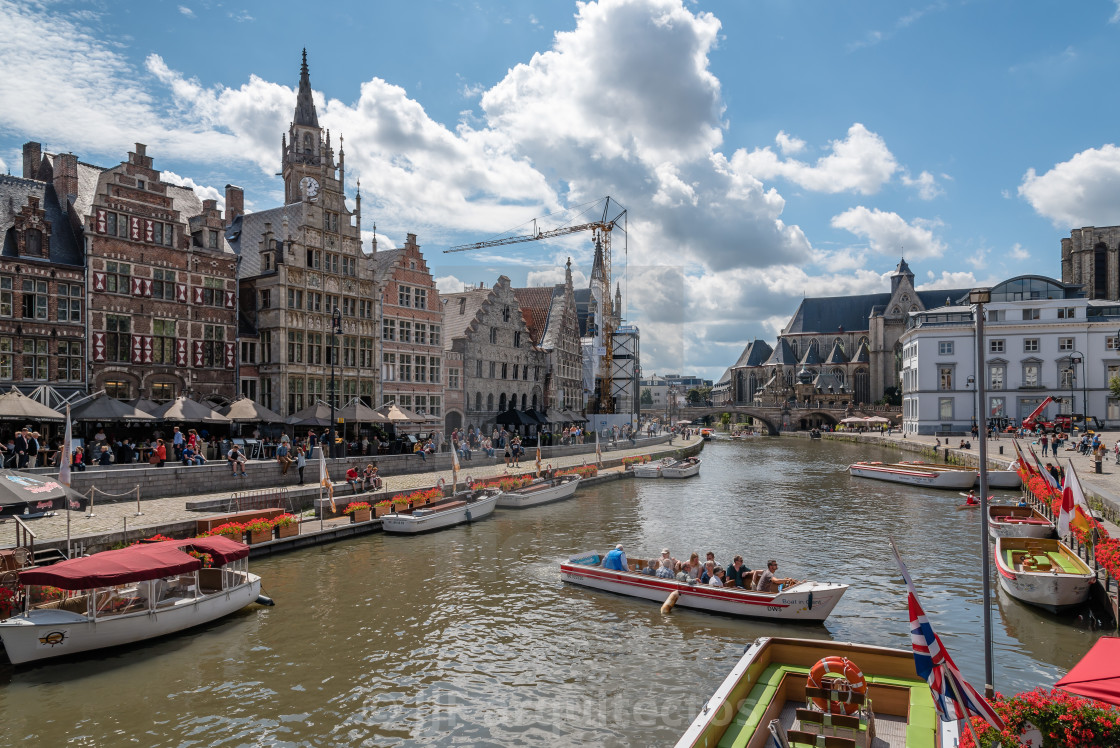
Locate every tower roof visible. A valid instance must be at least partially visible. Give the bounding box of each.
[894,256,913,276]
[293,49,319,128]
[590,236,604,283]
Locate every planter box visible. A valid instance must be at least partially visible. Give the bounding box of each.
[248,529,272,544]
[276,523,299,539]
[391,503,411,514]
[349,508,372,523]
[374,505,391,518]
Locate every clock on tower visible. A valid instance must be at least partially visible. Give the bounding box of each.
[299,176,320,200]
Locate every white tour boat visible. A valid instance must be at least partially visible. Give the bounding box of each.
[381,487,501,534]
[847,461,977,490]
[896,460,1021,489]
[661,457,702,478]
[561,551,847,622]
[994,536,1095,612]
[988,505,1056,539]
[496,475,581,509]
[0,536,261,665]
[632,458,669,478]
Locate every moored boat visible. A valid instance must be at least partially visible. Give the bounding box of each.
[633,458,669,478]
[496,474,580,509]
[994,536,1094,612]
[674,636,957,748]
[661,456,702,478]
[897,460,1021,489]
[987,505,1055,539]
[0,536,261,665]
[381,486,500,534]
[847,462,977,490]
[561,552,847,622]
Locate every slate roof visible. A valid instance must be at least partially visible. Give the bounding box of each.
[715,367,732,385]
[731,339,773,369]
[441,285,494,349]
[0,175,83,267]
[824,340,849,365]
[371,248,404,282]
[813,372,845,391]
[512,286,556,345]
[763,338,798,366]
[851,341,870,363]
[225,203,305,277]
[799,340,822,366]
[783,289,971,334]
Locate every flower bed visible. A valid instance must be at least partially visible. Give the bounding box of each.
[342,502,372,515]
[472,476,535,492]
[960,688,1120,747]
[374,499,393,518]
[622,455,651,467]
[557,465,598,479]
[271,513,299,538]
[244,518,274,544]
[1095,537,1120,581]
[205,522,246,540]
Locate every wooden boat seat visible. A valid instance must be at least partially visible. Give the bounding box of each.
[787,730,857,748]
[1047,552,1081,574]
[804,687,866,707]
[433,500,466,512]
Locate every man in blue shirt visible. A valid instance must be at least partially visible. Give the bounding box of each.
[602,544,629,571]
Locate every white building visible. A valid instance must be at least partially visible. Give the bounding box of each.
[900,275,1120,435]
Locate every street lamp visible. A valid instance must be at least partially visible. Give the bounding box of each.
[329,306,342,458]
[969,286,995,698]
[1071,351,1084,430]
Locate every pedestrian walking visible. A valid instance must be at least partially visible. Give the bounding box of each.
[296,446,307,484]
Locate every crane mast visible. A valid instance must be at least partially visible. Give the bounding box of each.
[445,197,626,414]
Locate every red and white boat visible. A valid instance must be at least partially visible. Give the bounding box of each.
[560,552,847,622]
[848,461,976,490]
[987,505,1056,539]
[994,536,1095,612]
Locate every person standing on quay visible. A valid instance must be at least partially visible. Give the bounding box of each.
[296,446,307,485]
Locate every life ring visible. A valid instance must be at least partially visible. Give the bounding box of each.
[436,478,445,491]
[465,475,473,487]
[807,656,867,715]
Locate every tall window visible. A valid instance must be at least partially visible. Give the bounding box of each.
[308,291,322,313]
[490,327,498,344]
[106,261,130,295]
[414,288,427,310]
[106,314,130,362]
[398,286,412,307]
[288,377,304,413]
[938,398,953,420]
[241,341,256,364]
[287,289,303,309]
[260,331,272,363]
[430,324,441,346]
[360,339,374,368]
[259,289,271,309]
[514,331,522,348]
[24,228,42,256]
[988,364,1005,391]
[22,339,47,380]
[448,367,460,390]
[429,358,441,385]
[153,319,176,365]
[307,332,323,365]
[415,323,427,345]
[105,379,130,399]
[359,299,373,319]
[400,321,412,343]
[306,248,321,269]
[203,325,224,367]
[1023,362,1040,387]
[0,277,10,317]
[382,352,396,381]
[287,331,304,363]
[261,378,273,410]
[0,337,10,379]
[938,366,953,391]
[21,279,47,320]
[343,336,357,367]
[57,283,82,322]
[382,319,395,341]
[202,277,225,307]
[400,354,412,382]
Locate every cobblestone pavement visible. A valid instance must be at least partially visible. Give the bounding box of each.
[10,435,702,545]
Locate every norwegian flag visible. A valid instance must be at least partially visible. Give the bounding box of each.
[889,539,1005,732]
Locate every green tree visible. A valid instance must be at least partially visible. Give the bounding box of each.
[687,388,702,405]
[640,388,653,406]
[719,412,731,429]
[1109,375,1120,400]
[878,386,902,407]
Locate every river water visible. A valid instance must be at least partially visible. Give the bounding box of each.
[2,438,1106,746]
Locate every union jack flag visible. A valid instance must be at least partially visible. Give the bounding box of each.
[889,539,1006,731]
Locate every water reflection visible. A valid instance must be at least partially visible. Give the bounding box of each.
[0,437,1104,745]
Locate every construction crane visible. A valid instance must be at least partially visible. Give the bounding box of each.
[444,197,627,414]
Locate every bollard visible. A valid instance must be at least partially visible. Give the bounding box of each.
[1097,461,1103,474]
[999,446,1004,455]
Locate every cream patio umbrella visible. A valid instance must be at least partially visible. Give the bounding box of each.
[0,388,65,422]
[221,397,286,424]
[151,396,229,424]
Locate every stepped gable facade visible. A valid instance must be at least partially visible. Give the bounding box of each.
[512,258,583,412]
[2,151,86,399]
[727,259,967,407]
[442,276,546,431]
[372,233,444,420]
[80,142,239,405]
[230,50,380,416]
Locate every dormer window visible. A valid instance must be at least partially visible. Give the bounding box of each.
[24,229,42,257]
[137,180,145,190]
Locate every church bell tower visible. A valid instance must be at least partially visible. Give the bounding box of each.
[282,49,333,204]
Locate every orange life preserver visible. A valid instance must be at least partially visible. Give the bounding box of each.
[807,656,867,715]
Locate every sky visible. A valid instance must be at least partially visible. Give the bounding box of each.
[3,0,1120,384]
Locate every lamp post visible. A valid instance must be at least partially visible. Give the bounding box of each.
[329,306,342,458]
[967,375,976,431]
[1071,351,1084,431]
[970,287,995,697]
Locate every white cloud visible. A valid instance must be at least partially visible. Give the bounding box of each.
[1009,243,1030,261]
[0,154,6,174]
[178,6,194,18]
[774,130,805,155]
[830,206,947,259]
[435,275,466,294]
[917,271,977,291]
[733,123,899,195]
[965,247,988,269]
[1111,1,1120,23]
[526,266,588,287]
[1019,144,1120,227]
[901,169,943,200]
[161,170,224,211]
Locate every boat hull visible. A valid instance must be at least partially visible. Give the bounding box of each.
[632,464,661,478]
[560,558,846,622]
[662,458,701,478]
[496,476,580,508]
[988,507,1055,539]
[848,462,976,489]
[986,470,1022,489]
[381,493,498,534]
[0,573,261,665]
[994,539,1094,612]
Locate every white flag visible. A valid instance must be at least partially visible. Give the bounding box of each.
[451,443,460,492]
[59,404,72,487]
[319,448,335,511]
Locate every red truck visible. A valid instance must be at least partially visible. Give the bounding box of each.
[1020,396,1056,432]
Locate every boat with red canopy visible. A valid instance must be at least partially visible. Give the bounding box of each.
[0,536,262,665]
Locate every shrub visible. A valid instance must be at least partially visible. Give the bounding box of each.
[270,513,297,528]
[343,502,372,515]
[960,688,1120,747]
[207,522,246,539]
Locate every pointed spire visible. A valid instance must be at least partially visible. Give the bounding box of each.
[565,257,573,287]
[590,236,605,284]
[293,48,319,128]
[371,221,378,253]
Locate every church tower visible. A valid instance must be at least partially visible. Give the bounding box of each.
[282,49,335,205]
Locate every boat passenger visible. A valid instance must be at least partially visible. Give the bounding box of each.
[756,560,798,593]
[661,548,677,566]
[727,556,751,588]
[656,559,675,579]
[700,561,716,584]
[602,544,628,571]
[675,562,692,582]
[708,568,726,587]
[643,558,659,576]
[687,553,701,579]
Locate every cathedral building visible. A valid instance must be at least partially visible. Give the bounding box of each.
[230,51,380,416]
[1062,225,1120,300]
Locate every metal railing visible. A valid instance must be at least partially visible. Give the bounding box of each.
[13,516,35,562]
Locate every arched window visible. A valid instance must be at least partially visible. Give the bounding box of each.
[474,392,481,411]
[487,393,494,412]
[302,132,313,154]
[498,393,506,411]
[1095,243,1109,298]
[831,367,845,385]
[833,337,844,353]
[521,394,527,410]
[531,393,537,409]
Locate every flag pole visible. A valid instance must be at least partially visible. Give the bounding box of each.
[943,663,985,748]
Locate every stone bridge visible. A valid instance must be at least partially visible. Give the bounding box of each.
[675,405,900,435]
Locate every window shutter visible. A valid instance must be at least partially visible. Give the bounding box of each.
[130,277,143,297]
[92,272,106,292]
[92,332,106,362]
[175,339,187,367]
[142,279,152,297]
[144,219,154,243]
[176,283,187,303]
[142,335,153,364]
[192,286,204,305]
[130,216,141,241]
[95,209,107,234]
[192,340,204,367]
[225,342,235,369]
[225,290,235,309]
[131,334,143,364]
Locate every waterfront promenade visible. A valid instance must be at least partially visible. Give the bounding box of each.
[8,434,703,550]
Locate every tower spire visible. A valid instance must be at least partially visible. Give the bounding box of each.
[293,48,319,128]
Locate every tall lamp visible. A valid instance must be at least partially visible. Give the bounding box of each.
[1070,351,1084,430]
[329,306,342,458]
[970,287,995,698]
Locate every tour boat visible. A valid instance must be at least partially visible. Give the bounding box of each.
[496,475,580,509]
[675,636,957,748]
[561,552,847,622]
[994,536,1095,612]
[381,487,501,534]
[0,536,261,665]
[633,458,669,478]
[897,460,1021,489]
[847,462,977,490]
[661,456,702,478]
[700,428,714,441]
[987,505,1056,539]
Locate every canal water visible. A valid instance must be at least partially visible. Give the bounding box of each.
[2,438,1106,746]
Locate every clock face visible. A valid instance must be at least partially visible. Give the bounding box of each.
[299,176,320,199]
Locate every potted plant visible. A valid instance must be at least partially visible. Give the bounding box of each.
[374,499,393,518]
[207,521,247,542]
[244,518,273,544]
[344,501,373,523]
[272,513,299,539]
[391,495,411,512]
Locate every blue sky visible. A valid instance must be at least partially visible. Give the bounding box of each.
[3,0,1120,383]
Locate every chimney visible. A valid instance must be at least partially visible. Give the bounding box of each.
[22,142,42,180]
[202,198,218,213]
[224,184,243,226]
[52,153,79,205]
